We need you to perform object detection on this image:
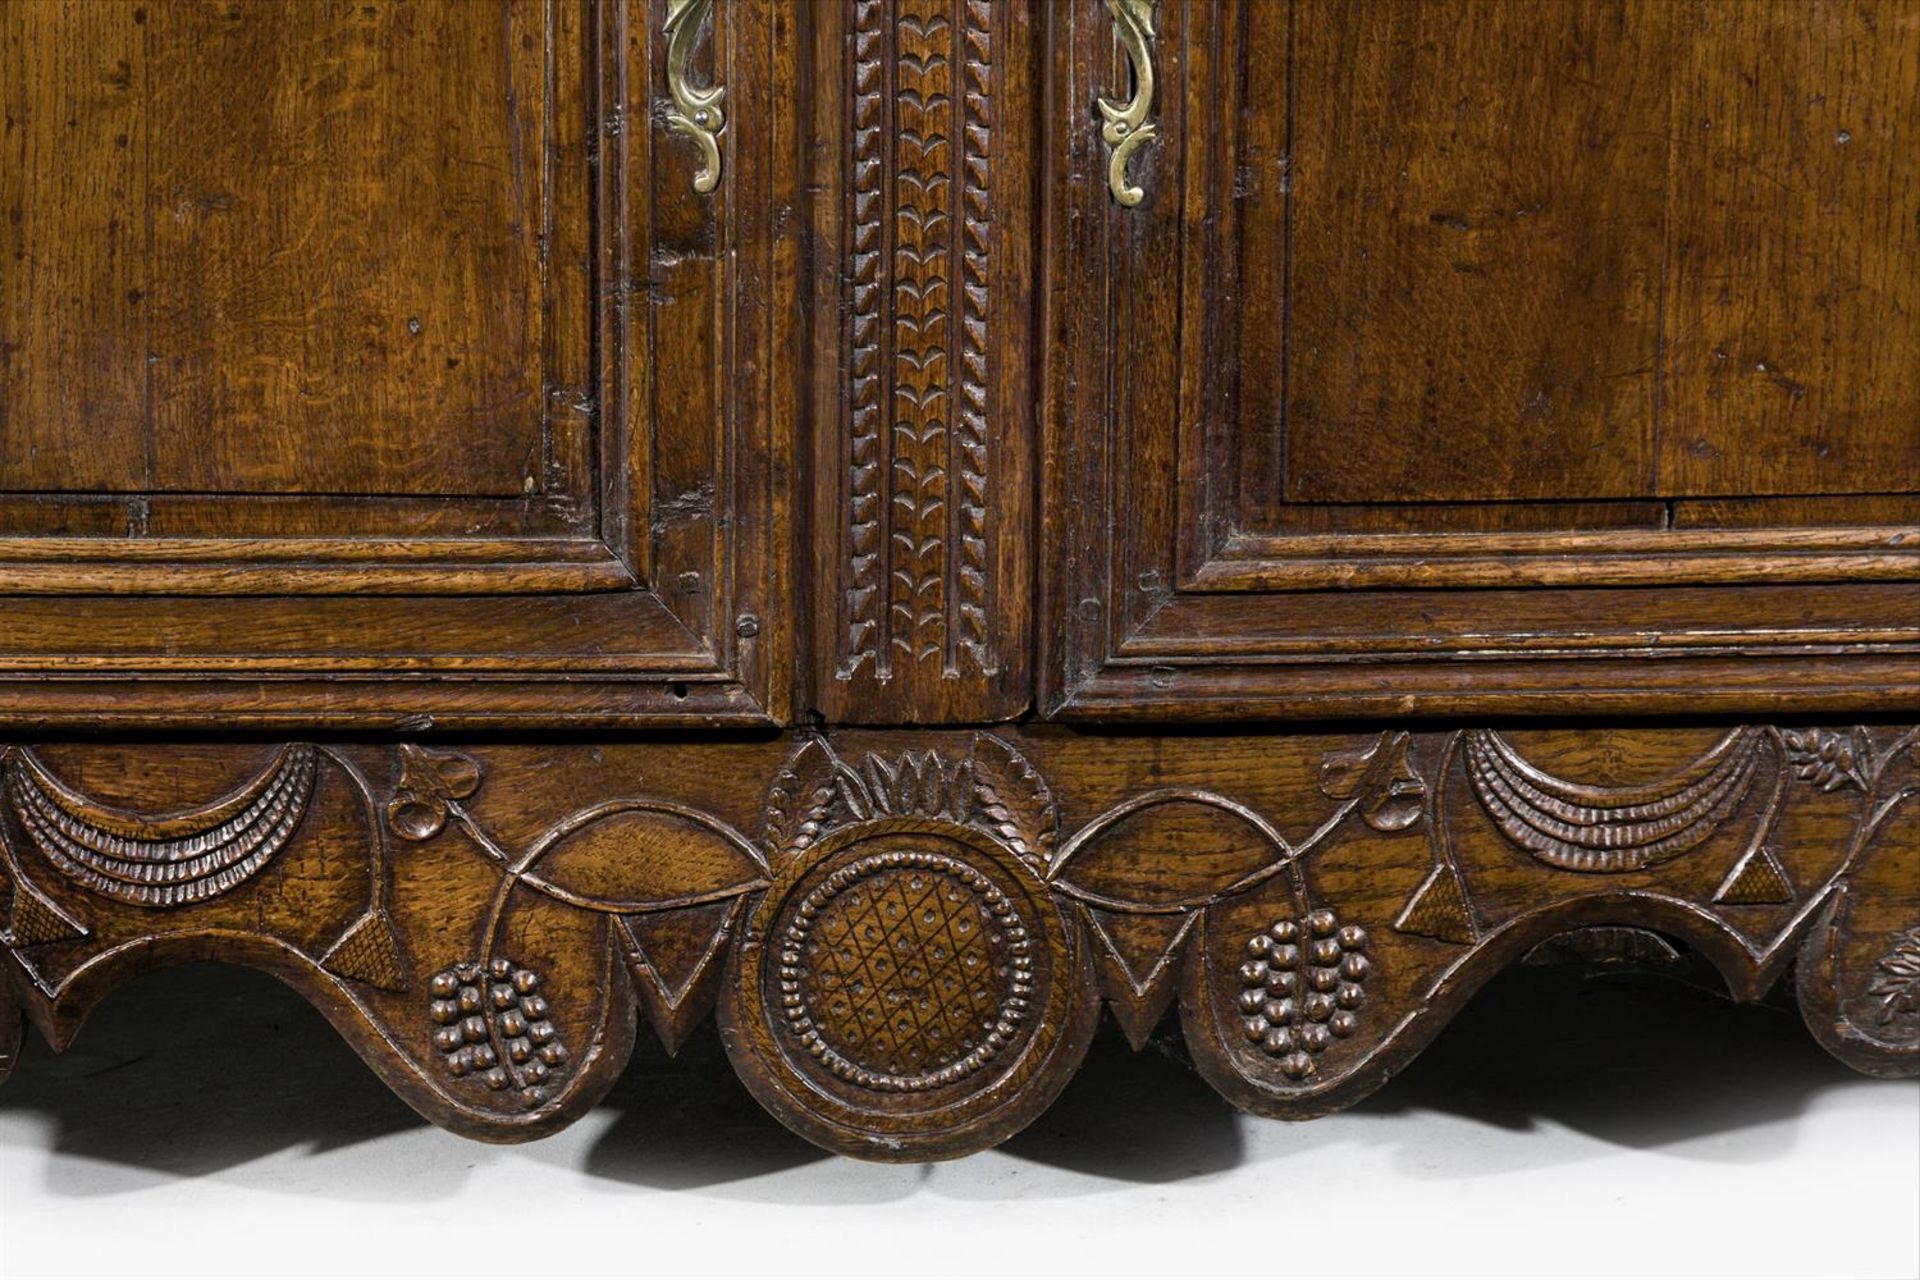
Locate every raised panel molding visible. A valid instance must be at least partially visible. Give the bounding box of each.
[810,0,1034,724]
[1040,0,1920,721]
[0,0,796,728]
[3,725,1913,1159]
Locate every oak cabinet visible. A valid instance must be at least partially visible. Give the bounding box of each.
[1,0,1914,1161]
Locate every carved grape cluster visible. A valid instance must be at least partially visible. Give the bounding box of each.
[427,958,569,1098]
[1236,908,1370,1081]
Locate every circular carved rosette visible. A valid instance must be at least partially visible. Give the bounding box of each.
[721,820,1096,1160]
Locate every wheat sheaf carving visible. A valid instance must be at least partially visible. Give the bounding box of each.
[4,745,316,907]
[843,0,889,676]
[840,0,996,683]
[890,0,957,668]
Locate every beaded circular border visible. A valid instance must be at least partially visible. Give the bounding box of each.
[777,849,1034,1093]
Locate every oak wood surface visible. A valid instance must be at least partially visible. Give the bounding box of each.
[1042,0,1918,720]
[804,0,1038,724]
[1,0,1917,1162]
[0,0,794,725]
[5,0,553,496]
[1663,0,1920,498]
[1285,0,1672,505]
[2,0,1915,725]
[0,725,1913,1159]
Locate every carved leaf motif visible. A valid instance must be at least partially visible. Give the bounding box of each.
[971,734,1056,868]
[836,0,999,682]
[1781,728,1872,793]
[862,751,971,822]
[1868,927,1920,1025]
[832,760,876,823]
[386,745,482,842]
[764,739,840,858]
[397,744,481,801]
[841,0,887,676]
[1318,742,1376,801]
[1319,732,1426,833]
[523,806,766,914]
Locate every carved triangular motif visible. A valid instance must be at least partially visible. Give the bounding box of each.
[617,898,742,1055]
[3,874,88,948]
[1085,908,1195,1050]
[1395,863,1478,944]
[1714,844,1794,906]
[320,909,409,993]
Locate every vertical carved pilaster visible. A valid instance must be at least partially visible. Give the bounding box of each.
[954,0,993,673]
[816,0,1031,723]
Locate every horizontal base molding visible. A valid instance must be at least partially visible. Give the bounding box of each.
[3,724,1915,1159]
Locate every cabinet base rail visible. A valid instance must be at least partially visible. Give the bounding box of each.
[3,725,1914,1161]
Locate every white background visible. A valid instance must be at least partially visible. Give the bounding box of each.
[2,962,1915,1280]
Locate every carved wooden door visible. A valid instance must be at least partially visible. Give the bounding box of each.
[1,0,1915,1165]
[1044,0,1919,718]
[0,0,791,726]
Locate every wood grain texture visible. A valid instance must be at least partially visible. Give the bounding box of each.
[0,0,149,491]
[3,0,553,497]
[143,0,546,496]
[0,0,795,726]
[2,0,1919,1166]
[1663,0,1920,498]
[1286,0,1669,504]
[2,724,1912,1159]
[4,0,1916,726]
[1041,0,1920,719]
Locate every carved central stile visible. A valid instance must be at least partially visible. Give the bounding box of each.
[845,0,996,682]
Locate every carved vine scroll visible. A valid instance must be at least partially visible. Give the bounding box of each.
[2,726,1914,1159]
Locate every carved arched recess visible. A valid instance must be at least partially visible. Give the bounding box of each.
[1,727,1913,1159]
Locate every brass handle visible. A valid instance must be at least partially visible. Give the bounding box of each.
[664,0,724,194]
[1097,0,1157,207]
